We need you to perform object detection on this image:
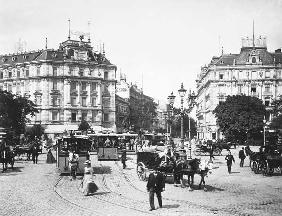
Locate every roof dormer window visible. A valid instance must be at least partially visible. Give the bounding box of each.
[2,58,7,62]
[12,56,17,61]
[23,55,28,60]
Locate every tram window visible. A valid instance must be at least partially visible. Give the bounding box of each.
[71,113,76,122]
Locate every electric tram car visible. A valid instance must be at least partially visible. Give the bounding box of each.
[88,133,120,161]
[56,135,91,174]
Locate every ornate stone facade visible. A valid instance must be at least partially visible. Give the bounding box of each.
[196,36,282,140]
[0,38,117,136]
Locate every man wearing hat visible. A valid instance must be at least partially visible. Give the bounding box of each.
[146,168,166,211]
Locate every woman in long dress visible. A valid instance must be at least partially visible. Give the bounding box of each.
[46,149,56,163]
[81,160,98,196]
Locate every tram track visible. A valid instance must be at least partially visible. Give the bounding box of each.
[92,161,157,215]
[115,159,233,216]
[53,176,108,216]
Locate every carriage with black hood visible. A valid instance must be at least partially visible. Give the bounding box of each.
[136,149,213,189]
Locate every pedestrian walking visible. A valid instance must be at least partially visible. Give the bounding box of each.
[239,147,246,167]
[146,168,165,211]
[225,151,235,174]
[32,145,39,164]
[121,149,127,169]
[46,149,56,163]
[80,160,98,196]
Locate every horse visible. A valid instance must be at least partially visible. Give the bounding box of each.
[174,158,213,190]
[0,146,15,172]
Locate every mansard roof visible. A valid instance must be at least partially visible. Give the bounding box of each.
[210,47,282,66]
[0,39,114,67]
[0,51,43,66]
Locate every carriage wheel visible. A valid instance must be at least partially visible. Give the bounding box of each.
[253,162,259,174]
[137,162,146,181]
[213,148,221,156]
[265,162,274,175]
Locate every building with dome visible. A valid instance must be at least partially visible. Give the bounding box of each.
[196,35,282,140]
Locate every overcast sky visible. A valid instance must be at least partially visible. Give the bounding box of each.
[1,0,282,107]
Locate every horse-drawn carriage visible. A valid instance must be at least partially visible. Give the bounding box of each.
[136,150,213,189]
[136,151,173,181]
[0,145,15,172]
[248,146,282,175]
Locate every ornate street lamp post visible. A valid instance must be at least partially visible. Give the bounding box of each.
[178,83,187,149]
[263,117,266,146]
[167,91,176,136]
[187,90,197,159]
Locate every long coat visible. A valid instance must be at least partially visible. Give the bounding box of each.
[147,171,165,192]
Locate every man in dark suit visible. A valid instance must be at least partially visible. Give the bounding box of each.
[146,168,165,211]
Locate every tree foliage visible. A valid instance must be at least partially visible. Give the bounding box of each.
[129,98,157,132]
[270,97,282,130]
[25,124,45,140]
[0,90,38,138]
[170,107,197,139]
[78,120,91,132]
[213,95,266,144]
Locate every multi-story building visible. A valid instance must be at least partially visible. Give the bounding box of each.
[196,35,282,140]
[116,74,157,132]
[115,94,130,133]
[0,37,117,137]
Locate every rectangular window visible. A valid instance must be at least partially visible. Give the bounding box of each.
[8,84,12,92]
[104,98,110,107]
[92,110,98,122]
[104,72,108,80]
[35,96,41,105]
[37,67,40,76]
[82,112,87,121]
[265,71,270,78]
[16,83,20,92]
[71,97,76,106]
[251,87,256,93]
[82,97,87,107]
[104,113,109,122]
[238,85,242,94]
[52,96,59,106]
[71,113,76,122]
[53,67,57,76]
[70,82,76,91]
[53,80,57,90]
[52,111,59,121]
[265,100,270,106]
[252,71,257,79]
[91,82,97,91]
[91,97,96,106]
[0,72,3,79]
[26,69,29,77]
[9,71,12,78]
[17,69,20,78]
[265,85,270,92]
[81,82,87,91]
[219,74,224,80]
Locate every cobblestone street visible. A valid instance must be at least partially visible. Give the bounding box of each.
[0,147,282,216]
